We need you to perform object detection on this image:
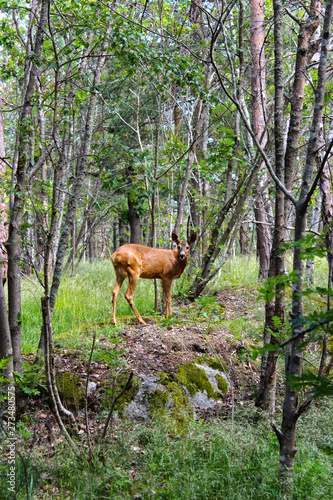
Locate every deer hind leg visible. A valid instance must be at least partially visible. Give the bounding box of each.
[112,272,126,324]
[125,270,146,325]
[161,279,172,318]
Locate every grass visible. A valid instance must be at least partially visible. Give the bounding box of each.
[4,254,332,499]
[1,403,333,499]
[210,254,261,290]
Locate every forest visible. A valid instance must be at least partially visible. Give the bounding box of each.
[1,0,333,498]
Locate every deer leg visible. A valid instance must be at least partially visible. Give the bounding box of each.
[161,279,172,317]
[112,274,125,324]
[125,271,146,325]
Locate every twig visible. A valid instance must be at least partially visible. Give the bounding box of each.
[100,372,133,442]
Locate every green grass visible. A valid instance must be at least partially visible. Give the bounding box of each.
[1,402,333,499]
[212,254,260,290]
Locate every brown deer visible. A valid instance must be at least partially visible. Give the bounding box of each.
[111,231,197,325]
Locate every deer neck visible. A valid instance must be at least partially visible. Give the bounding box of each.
[177,254,188,271]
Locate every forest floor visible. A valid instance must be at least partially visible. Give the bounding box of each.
[22,286,262,436]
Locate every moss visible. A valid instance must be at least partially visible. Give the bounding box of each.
[147,389,170,418]
[157,371,173,385]
[176,362,219,400]
[216,374,229,394]
[147,374,194,433]
[56,371,84,409]
[195,355,227,372]
[328,336,333,354]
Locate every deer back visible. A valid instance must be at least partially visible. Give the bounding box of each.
[111,244,188,280]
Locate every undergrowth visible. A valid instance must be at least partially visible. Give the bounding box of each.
[1,402,333,499]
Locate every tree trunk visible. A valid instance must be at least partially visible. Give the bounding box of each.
[239,223,248,255]
[0,266,13,384]
[274,3,331,497]
[128,196,141,244]
[7,0,49,373]
[251,0,271,281]
[256,0,285,415]
[0,93,8,284]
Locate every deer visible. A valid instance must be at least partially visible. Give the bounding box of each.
[111,231,197,325]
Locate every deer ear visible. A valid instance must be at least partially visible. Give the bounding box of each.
[188,232,197,246]
[172,232,180,244]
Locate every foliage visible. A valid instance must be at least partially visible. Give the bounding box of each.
[13,362,46,396]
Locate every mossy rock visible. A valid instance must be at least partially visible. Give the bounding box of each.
[215,374,229,394]
[195,355,227,372]
[148,374,193,433]
[176,362,220,400]
[147,388,170,418]
[56,371,85,410]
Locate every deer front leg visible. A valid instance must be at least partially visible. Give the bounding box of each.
[125,270,146,325]
[161,278,172,318]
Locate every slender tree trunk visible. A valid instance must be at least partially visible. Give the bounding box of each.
[284,0,322,225]
[7,0,49,373]
[0,94,8,284]
[174,149,195,235]
[251,0,271,280]
[274,3,332,497]
[256,0,285,415]
[0,267,13,384]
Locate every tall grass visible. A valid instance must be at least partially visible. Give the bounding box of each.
[209,254,260,290]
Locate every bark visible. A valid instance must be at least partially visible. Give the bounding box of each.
[251,0,271,280]
[274,2,332,497]
[0,94,8,283]
[305,185,322,286]
[254,194,272,280]
[0,266,13,384]
[256,0,285,415]
[239,223,248,255]
[6,0,49,373]
[126,162,142,244]
[128,195,141,244]
[319,103,333,376]
[257,0,322,416]
[174,148,196,235]
[284,0,322,220]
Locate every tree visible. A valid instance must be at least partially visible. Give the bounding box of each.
[6,0,49,374]
[251,0,272,281]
